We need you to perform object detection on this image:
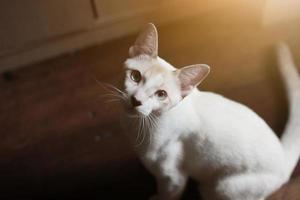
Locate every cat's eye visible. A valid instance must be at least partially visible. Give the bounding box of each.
[155,90,167,100]
[130,70,142,83]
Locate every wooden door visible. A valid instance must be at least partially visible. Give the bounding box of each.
[0,0,94,54]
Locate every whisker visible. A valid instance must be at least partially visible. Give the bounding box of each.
[142,117,148,144]
[95,79,126,96]
[107,85,126,96]
[140,117,146,146]
[104,99,122,104]
[96,82,129,106]
[137,117,145,146]
[93,77,128,102]
[99,93,127,101]
[98,93,126,105]
[146,116,153,146]
[149,113,158,129]
[135,115,148,147]
[135,116,143,146]
[126,113,140,118]
[132,113,159,148]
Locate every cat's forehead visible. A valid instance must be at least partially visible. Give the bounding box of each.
[125,57,151,71]
[124,56,173,73]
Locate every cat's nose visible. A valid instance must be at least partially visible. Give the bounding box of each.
[131,96,142,107]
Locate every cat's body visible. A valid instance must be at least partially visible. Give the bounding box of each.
[127,89,286,200]
[119,24,300,200]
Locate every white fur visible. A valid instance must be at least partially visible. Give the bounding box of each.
[120,25,300,200]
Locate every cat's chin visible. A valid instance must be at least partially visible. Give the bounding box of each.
[128,109,150,118]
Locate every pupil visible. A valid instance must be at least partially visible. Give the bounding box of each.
[158,91,165,97]
[132,71,140,82]
[135,73,139,80]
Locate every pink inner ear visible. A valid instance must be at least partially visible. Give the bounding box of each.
[178,64,210,95]
[128,23,158,58]
[129,45,155,58]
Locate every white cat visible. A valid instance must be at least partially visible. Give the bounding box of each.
[119,23,300,200]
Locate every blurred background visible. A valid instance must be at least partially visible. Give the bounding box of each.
[1,0,300,199]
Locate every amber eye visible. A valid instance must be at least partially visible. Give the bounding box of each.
[130,70,141,83]
[155,90,167,100]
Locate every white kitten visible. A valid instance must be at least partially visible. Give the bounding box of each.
[120,24,300,200]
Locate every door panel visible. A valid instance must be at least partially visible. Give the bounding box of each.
[0,0,94,52]
[94,0,158,22]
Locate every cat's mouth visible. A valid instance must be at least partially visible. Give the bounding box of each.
[122,100,140,114]
[124,105,149,117]
[122,101,154,117]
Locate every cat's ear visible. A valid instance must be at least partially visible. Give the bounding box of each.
[176,64,210,97]
[129,23,158,58]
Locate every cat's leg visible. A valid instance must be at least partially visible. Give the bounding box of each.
[214,173,283,200]
[151,172,187,200]
[150,142,187,200]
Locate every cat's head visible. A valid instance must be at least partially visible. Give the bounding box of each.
[123,23,210,116]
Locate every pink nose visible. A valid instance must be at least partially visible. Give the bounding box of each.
[131,96,142,107]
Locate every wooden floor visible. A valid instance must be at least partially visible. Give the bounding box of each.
[1,5,300,200]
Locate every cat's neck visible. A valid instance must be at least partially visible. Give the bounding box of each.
[122,89,203,153]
